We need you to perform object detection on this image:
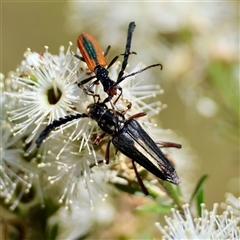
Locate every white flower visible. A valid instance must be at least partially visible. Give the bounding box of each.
[1,75,42,210]
[114,62,165,117]
[221,193,240,218]
[37,131,107,209]
[47,177,115,240]
[6,43,89,151]
[1,120,31,210]
[155,203,240,239]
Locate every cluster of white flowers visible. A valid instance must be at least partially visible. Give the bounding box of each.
[1,41,166,210]
[156,194,240,239]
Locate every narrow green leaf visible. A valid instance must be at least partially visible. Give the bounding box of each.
[189,174,209,206]
[46,223,59,240]
[196,187,205,217]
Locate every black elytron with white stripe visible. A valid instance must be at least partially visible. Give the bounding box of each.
[36,102,180,186]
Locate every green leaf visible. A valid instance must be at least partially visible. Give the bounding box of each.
[46,222,59,240]
[159,180,182,207]
[196,188,205,217]
[137,203,173,213]
[189,174,209,216]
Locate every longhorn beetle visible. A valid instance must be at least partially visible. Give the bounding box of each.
[73,22,163,104]
[36,102,181,193]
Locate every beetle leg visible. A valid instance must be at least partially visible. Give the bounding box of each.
[78,79,101,102]
[107,55,119,70]
[132,160,149,195]
[89,133,111,164]
[78,75,96,87]
[121,97,146,120]
[105,140,112,164]
[156,141,182,149]
[107,52,136,70]
[104,45,111,58]
[120,102,132,115]
[84,79,99,92]
[84,80,101,102]
[89,132,107,145]
[71,51,85,62]
[90,142,110,167]
[113,86,123,105]
[127,112,147,121]
[117,100,140,116]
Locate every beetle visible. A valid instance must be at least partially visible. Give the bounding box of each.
[73,22,163,104]
[36,102,181,189]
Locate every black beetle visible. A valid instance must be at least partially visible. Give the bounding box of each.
[36,102,181,188]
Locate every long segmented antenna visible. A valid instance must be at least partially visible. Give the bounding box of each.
[117,21,136,81]
[36,113,88,147]
[114,63,163,86]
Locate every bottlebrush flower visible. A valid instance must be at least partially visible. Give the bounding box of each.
[1,74,41,210]
[5,43,89,151]
[155,203,240,239]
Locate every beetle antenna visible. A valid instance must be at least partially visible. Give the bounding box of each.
[36,113,88,147]
[115,63,163,86]
[117,22,136,80]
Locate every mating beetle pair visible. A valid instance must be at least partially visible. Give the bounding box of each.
[36,22,181,192]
